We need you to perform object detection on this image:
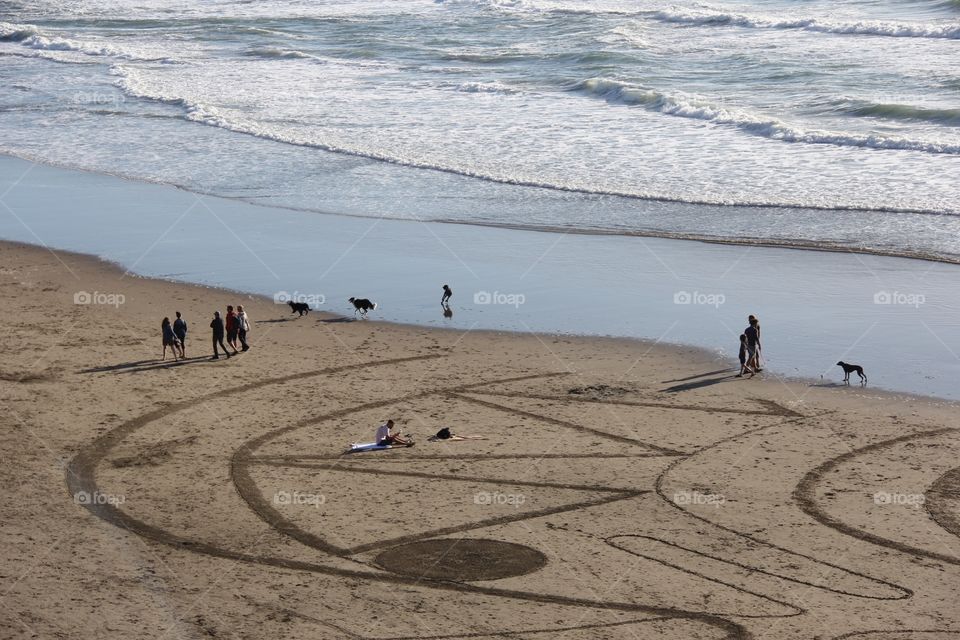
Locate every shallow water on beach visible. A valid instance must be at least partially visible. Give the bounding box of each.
[2,157,959,402]
[2,0,960,260]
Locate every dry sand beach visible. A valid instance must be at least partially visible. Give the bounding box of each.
[3,240,960,639]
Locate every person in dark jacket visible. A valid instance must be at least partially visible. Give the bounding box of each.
[173,311,187,357]
[210,311,231,360]
[161,317,182,361]
[225,305,240,355]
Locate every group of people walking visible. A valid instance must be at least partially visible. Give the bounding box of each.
[160,305,252,361]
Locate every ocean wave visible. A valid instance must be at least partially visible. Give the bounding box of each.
[575,78,960,155]
[109,64,959,217]
[650,9,960,39]
[0,21,176,62]
[243,47,315,60]
[455,80,517,93]
[843,102,960,125]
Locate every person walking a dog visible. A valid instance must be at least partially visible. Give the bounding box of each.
[225,305,240,355]
[173,311,187,357]
[210,311,231,360]
[236,304,251,352]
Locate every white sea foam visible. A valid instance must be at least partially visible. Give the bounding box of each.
[455,80,517,93]
[651,8,960,39]
[576,78,960,155]
[0,21,176,62]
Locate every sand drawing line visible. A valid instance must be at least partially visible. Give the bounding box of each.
[450,391,687,455]
[244,593,677,640]
[471,390,802,418]
[925,465,960,540]
[605,535,803,617]
[249,458,637,493]
[794,427,960,565]
[654,411,914,600]
[67,356,751,639]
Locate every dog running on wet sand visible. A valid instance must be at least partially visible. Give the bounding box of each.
[349,297,377,319]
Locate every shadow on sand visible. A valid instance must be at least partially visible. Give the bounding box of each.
[80,355,216,374]
[661,368,734,384]
[661,373,739,393]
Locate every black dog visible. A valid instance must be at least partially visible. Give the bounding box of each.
[836,361,867,385]
[348,297,377,319]
[288,300,310,317]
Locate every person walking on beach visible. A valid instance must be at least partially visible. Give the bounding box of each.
[736,333,754,378]
[745,315,762,372]
[225,305,240,355]
[236,304,251,352]
[441,284,453,305]
[750,315,763,370]
[161,317,183,361]
[173,311,187,357]
[210,311,231,360]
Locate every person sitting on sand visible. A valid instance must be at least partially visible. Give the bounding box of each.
[736,334,754,378]
[173,311,187,357]
[375,419,413,447]
[161,317,183,361]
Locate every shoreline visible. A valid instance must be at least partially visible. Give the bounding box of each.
[2,154,959,401]
[3,150,958,267]
[4,237,955,410]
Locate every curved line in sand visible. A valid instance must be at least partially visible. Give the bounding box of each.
[793,427,960,565]
[66,357,749,638]
[654,411,914,600]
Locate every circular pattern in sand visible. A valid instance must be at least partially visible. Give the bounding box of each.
[374,538,547,582]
